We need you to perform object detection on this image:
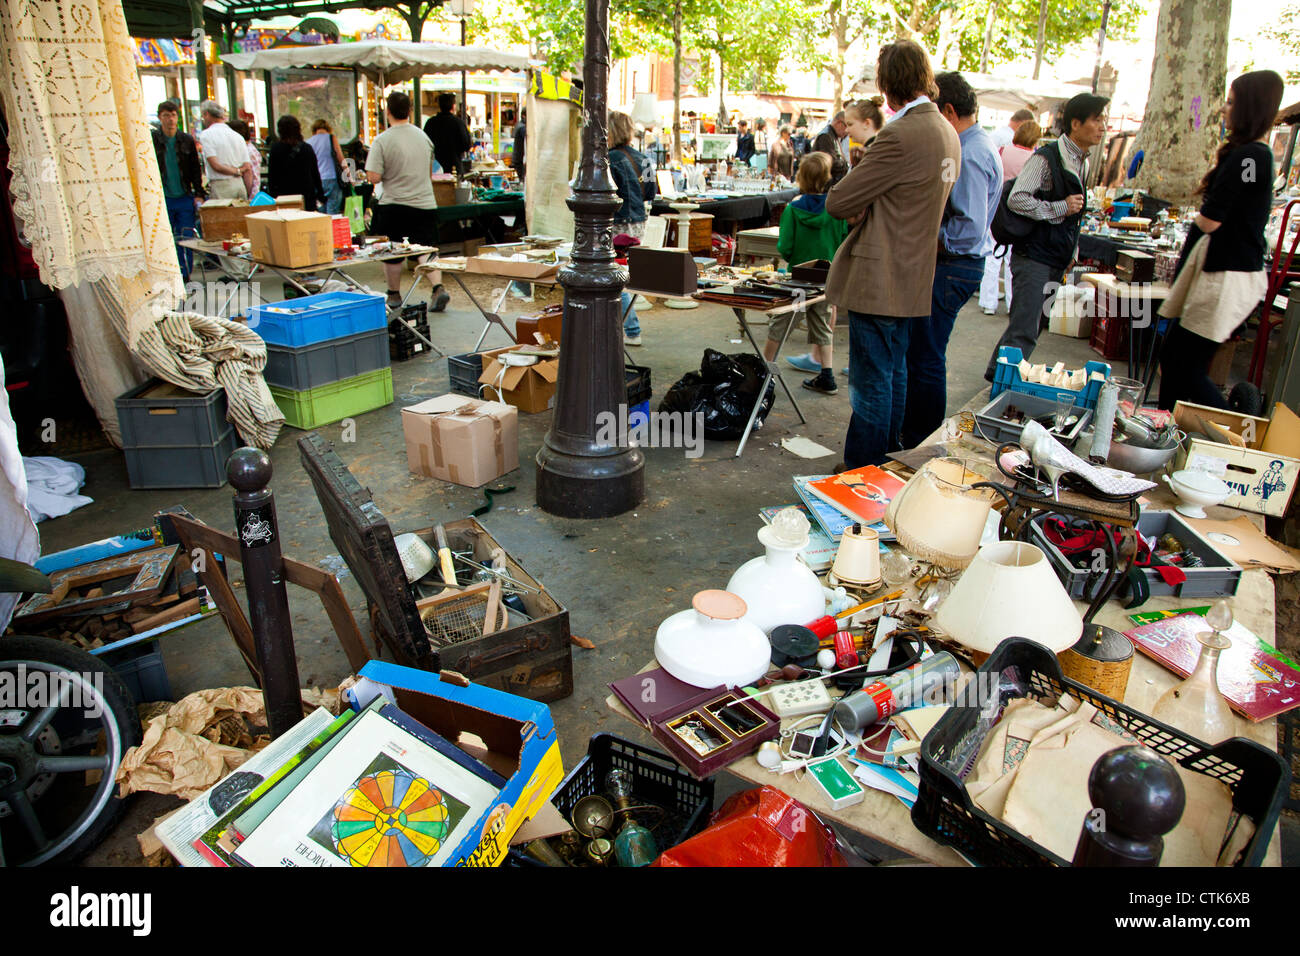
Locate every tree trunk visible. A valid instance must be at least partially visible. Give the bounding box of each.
[1032,0,1048,79]
[673,0,682,161]
[1132,0,1231,205]
[717,28,726,123]
[832,7,848,113]
[980,0,997,73]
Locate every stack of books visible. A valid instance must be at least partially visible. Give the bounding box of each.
[156,699,506,867]
[761,466,907,570]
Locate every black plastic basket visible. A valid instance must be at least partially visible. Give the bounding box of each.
[507,733,714,866]
[447,351,484,398]
[389,303,431,362]
[625,364,652,406]
[913,637,1289,867]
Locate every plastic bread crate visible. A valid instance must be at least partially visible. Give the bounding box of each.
[973,390,1092,448]
[507,733,715,866]
[264,327,390,390]
[97,639,172,705]
[269,367,393,429]
[116,379,228,448]
[1028,509,1242,603]
[248,291,386,347]
[913,638,1287,867]
[989,346,1110,410]
[389,303,432,362]
[123,426,239,489]
[448,351,485,398]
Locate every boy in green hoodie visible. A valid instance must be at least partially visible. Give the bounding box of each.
[764,151,849,393]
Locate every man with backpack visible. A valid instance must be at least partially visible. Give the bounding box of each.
[900,72,1002,449]
[984,92,1109,381]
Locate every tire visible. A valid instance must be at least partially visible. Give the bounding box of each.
[0,635,143,866]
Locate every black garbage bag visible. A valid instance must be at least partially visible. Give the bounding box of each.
[659,350,775,441]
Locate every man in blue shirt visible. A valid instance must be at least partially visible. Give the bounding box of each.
[901,72,1002,448]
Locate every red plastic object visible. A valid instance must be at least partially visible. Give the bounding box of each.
[654,785,847,867]
[806,615,837,639]
[833,630,857,669]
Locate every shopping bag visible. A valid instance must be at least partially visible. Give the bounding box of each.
[345,193,365,236]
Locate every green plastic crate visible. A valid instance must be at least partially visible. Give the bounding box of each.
[270,367,394,429]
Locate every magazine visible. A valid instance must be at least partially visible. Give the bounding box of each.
[805,465,906,526]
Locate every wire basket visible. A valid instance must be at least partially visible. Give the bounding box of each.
[417,584,508,649]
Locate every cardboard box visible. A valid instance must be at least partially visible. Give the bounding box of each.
[465,256,560,280]
[1047,284,1095,338]
[478,346,559,414]
[1173,400,1300,517]
[356,659,565,867]
[198,196,303,241]
[402,394,518,488]
[627,246,697,296]
[245,209,334,267]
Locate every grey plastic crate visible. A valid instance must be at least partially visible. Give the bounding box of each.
[448,352,484,398]
[264,327,391,390]
[99,640,172,704]
[973,389,1092,447]
[116,379,227,448]
[124,426,239,489]
[1029,509,1242,602]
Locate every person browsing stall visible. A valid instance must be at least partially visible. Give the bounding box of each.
[990,108,1034,151]
[423,92,473,176]
[151,100,204,279]
[813,111,850,185]
[1157,70,1284,411]
[609,110,656,346]
[196,100,251,201]
[901,72,1002,448]
[825,40,960,468]
[367,91,450,312]
[979,119,1040,315]
[982,92,1108,382]
[765,151,848,393]
[308,120,347,215]
[268,116,325,212]
[735,120,755,165]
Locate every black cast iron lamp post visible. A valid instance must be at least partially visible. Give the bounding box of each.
[535,0,645,518]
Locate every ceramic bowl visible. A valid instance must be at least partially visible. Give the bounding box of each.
[1162,469,1230,519]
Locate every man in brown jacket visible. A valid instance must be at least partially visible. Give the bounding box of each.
[826,40,961,468]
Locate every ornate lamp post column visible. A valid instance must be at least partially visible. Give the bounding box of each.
[536,0,645,518]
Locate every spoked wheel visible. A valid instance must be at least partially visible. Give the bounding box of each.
[0,636,142,866]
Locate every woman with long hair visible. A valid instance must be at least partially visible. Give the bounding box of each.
[308,119,347,214]
[268,115,326,212]
[1157,70,1284,411]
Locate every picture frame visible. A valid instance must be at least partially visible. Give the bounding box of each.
[15,545,180,624]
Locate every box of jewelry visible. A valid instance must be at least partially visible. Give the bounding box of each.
[609,669,779,778]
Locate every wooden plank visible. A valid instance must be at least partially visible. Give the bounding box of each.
[283,558,371,674]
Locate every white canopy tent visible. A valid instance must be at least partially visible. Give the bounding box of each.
[849,64,1091,117]
[222,40,533,85]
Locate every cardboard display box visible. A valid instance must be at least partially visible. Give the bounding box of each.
[1173,401,1300,517]
[355,660,565,867]
[402,394,518,488]
[627,247,697,296]
[465,256,561,280]
[198,196,303,241]
[478,346,559,414]
[245,209,334,267]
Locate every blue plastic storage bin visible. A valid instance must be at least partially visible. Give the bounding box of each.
[248,291,386,347]
[1110,201,1134,221]
[990,346,1110,410]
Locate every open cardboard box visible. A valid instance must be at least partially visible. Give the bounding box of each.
[1173,401,1300,517]
[466,256,561,280]
[355,660,565,866]
[477,346,559,414]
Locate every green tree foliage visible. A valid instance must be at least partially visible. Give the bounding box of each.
[953,0,1145,74]
[1261,1,1300,83]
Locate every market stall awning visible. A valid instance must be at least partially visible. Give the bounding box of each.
[850,64,1090,115]
[221,39,533,84]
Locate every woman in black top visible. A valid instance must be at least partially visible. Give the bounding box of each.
[1156,71,1284,411]
[267,115,326,212]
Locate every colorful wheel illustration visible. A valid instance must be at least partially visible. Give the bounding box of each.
[330,769,450,866]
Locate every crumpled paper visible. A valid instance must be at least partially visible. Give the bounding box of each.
[115,686,340,799]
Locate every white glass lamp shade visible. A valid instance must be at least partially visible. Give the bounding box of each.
[829,524,881,588]
[885,458,996,570]
[448,0,475,16]
[632,92,659,128]
[935,541,1082,655]
[655,590,772,688]
[726,510,826,634]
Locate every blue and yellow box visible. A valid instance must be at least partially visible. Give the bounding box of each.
[357,660,565,867]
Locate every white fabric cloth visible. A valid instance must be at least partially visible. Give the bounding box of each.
[980,245,1013,311]
[197,121,250,183]
[23,457,93,522]
[1158,234,1268,343]
[0,356,41,631]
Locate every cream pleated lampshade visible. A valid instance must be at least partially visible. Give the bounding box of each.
[885,458,997,570]
[935,541,1082,656]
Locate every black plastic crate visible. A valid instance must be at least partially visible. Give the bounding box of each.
[507,733,714,866]
[913,638,1288,867]
[389,303,432,362]
[448,351,484,398]
[625,364,651,405]
[123,426,239,489]
[116,379,228,448]
[264,327,391,390]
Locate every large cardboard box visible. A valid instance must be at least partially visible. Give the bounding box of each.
[465,255,560,280]
[355,660,565,867]
[245,209,334,267]
[198,196,303,241]
[1173,400,1300,517]
[477,346,559,414]
[402,394,518,487]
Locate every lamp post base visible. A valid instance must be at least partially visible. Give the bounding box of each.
[536,447,645,519]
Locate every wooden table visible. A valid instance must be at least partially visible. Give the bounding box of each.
[435,261,564,351]
[604,411,1283,866]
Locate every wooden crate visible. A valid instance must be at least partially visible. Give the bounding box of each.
[198,195,303,240]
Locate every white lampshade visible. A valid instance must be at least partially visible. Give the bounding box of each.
[885,458,996,570]
[449,0,476,16]
[632,92,659,127]
[935,541,1082,656]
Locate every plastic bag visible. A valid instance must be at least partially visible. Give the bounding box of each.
[654,786,846,867]
[249,191,276,206]
[659,349,775,440]
[345,193,366,236]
